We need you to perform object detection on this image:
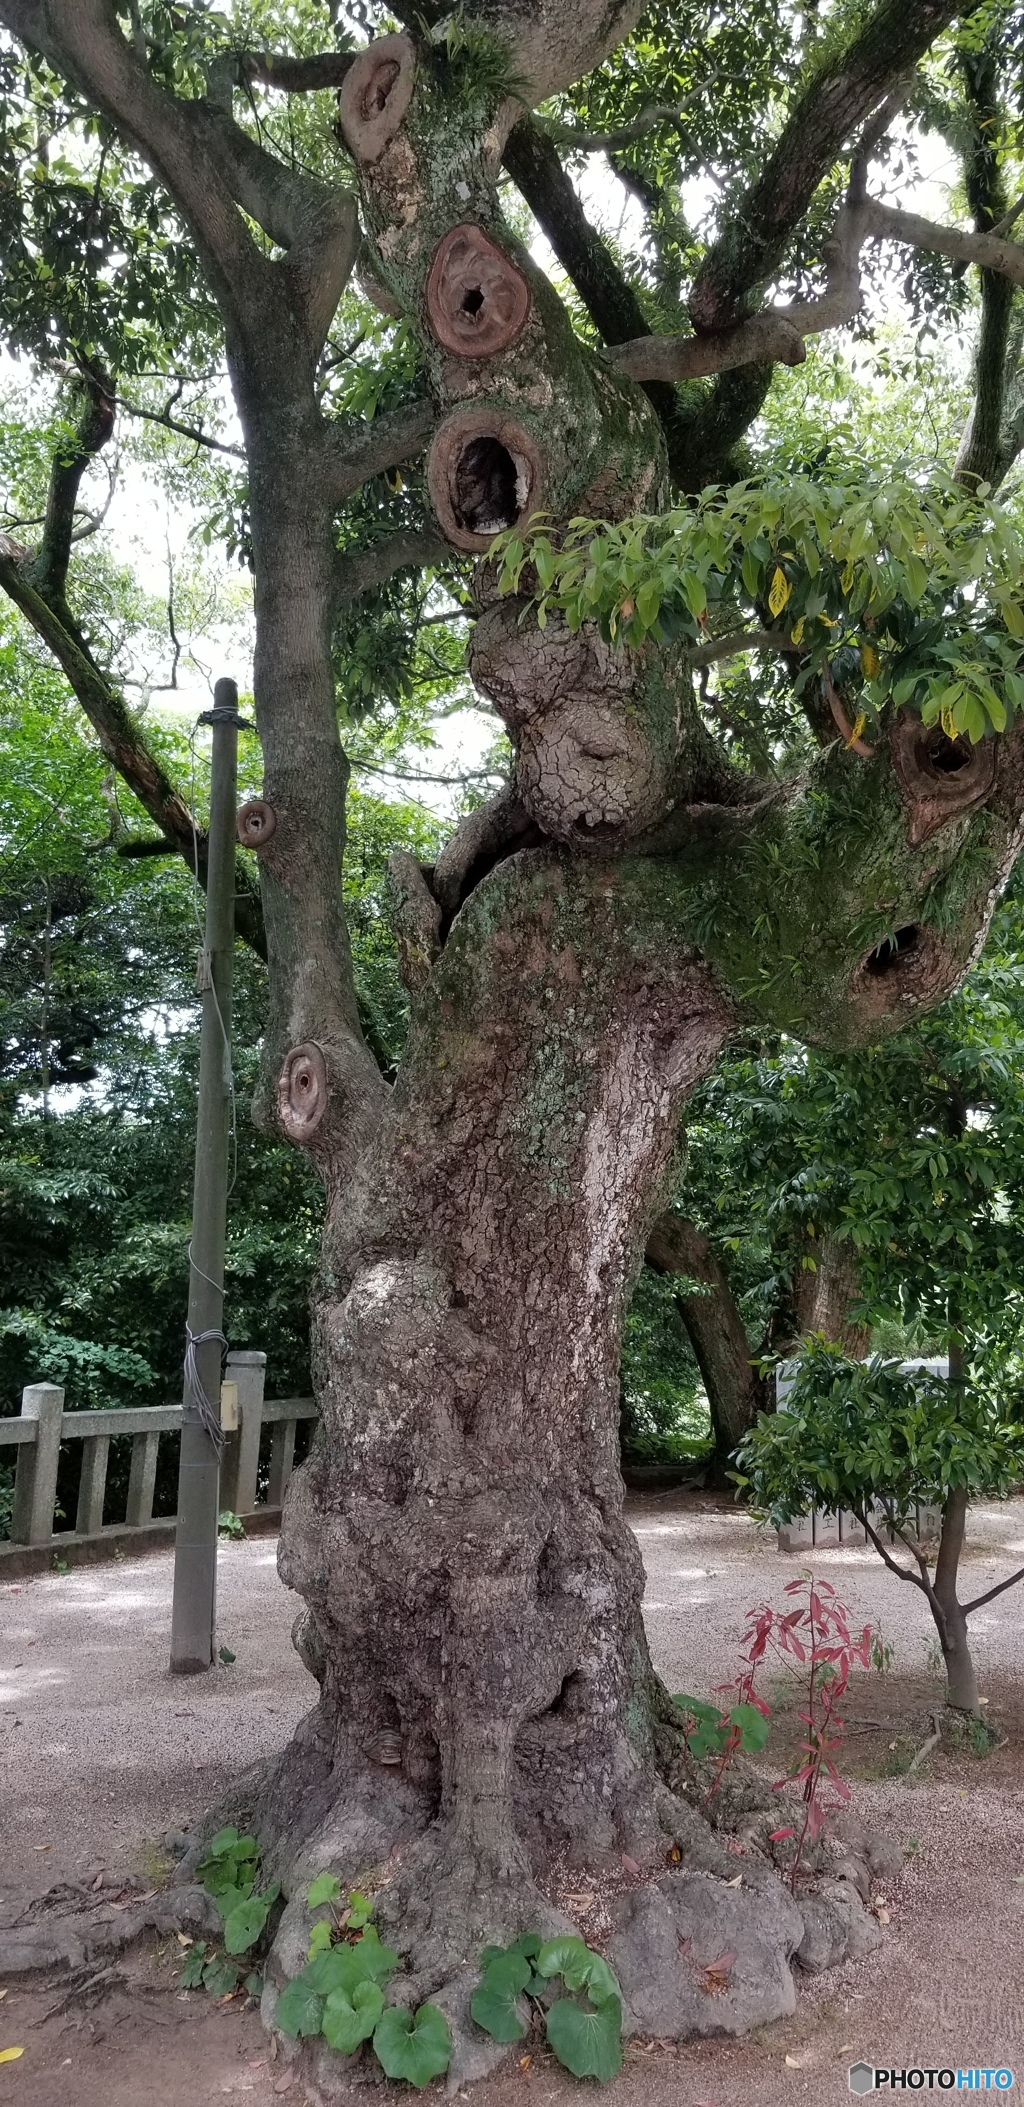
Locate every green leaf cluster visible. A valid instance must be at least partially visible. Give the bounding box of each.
[671,1692,769,1758]
[274,1897,452,2089]
[493,469,1024,744]
[734,1338,1024,1525]
[470,1932,623,2081]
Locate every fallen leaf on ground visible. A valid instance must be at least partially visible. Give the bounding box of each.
[726,1874,743,1888]
[621,1854,641,1877]
[0,1989,7,2000]
[0,2048,25,2064]
[33,1845,51,1852]
[785,2054,802,2067]
[875,1907,891,1924]
[518,2055,532,2070]
[564,1892,595,1909]
[273,2073,294,2095]
[839,2044,854,2052]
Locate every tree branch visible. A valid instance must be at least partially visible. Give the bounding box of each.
[961,1562,1024,1616]
[181,99,358,348]
[335,526,452,608]
[685,629,796,668]
[607,201,868,383]
[606,192,1024,394]
[502,116,718,482]
[503,116,654,348]
[953,40,1012,491]
[538,102,694,156]
[645,1211,767,1451]
[25,365,115,605]
[238,50,356,93]
[689,0,979,330]
[326,398,436,509]
[115,391,246,459]
[860,1509,934,1599]
[865,199,1024,288]
[0,541,266,956]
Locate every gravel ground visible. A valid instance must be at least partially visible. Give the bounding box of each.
[3,1492,1024,2105]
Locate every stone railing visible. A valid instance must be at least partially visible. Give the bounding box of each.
[0,1350,318,1575]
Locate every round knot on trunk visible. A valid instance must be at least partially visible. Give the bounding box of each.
[336,35,416,162]
[236,798,277,849]
[277,1042,329,1141]
[891,712,997,845]
[427,408,544,552]
[425,225,530,358]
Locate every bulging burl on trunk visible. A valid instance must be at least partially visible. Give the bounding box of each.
[469,600,688,847]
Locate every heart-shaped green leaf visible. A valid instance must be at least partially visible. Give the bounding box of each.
[305,1933,399,1999]
[274,1973,324,2038]
[215,1875,257,1917]
[349,1930,400,1984]
[223,1894,271,1955]
[470,1951,530,2041]
[373,2003,452,2088]
[729,1701,770,1752]
[321,1978,385,2054]
[307,1920,334,1958]
[508,1931,542,1961]
[179,1940,207,1989]
[536,1937,620,2004]
[202,1954,241,1999]
[546,1994,623,2080]
[207,1826,243,1857]
[307,1873,341,1908]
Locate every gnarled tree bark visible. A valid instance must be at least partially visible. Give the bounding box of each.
[5,0,1024,2085]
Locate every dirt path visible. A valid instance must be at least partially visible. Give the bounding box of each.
[3,1494,1024,2104]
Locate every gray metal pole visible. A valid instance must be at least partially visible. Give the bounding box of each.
[170,677,243,1675]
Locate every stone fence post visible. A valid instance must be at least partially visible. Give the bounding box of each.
[10,1384,64,1545]
[219,1351,266,1517]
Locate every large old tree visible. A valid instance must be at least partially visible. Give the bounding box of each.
[6,0,1024,2073]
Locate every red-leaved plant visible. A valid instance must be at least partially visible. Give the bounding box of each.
[738,1576,873,1886]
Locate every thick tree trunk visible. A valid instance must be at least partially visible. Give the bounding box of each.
[251,856,884,2085]
[272,859,736,1927]
[933,1483,980,1715]
[792,1234,872,1357]
[645,1213,768,1454]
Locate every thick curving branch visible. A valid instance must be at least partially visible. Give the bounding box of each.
[608,194,1024,389]
[0,539,266,955]
[25,363,115,604]
[334,526,452,608]
[0,0,268,344]
[325,398,436,509]
[953,44,1013,490]
[689,0,982,330]
[238,50,356,93]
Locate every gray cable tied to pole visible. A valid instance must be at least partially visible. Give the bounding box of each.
[184,1324,226,1454]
